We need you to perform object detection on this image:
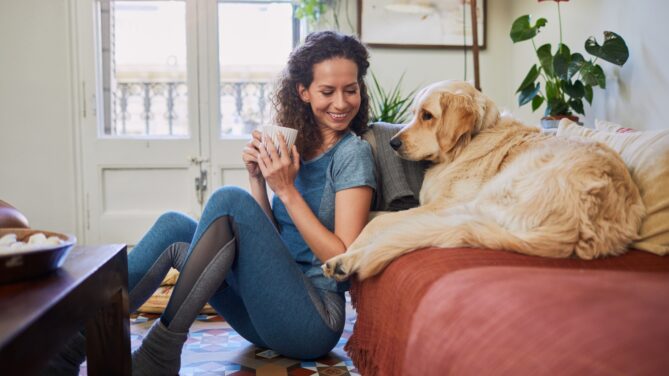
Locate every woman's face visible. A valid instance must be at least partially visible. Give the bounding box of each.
[298,57,361,136]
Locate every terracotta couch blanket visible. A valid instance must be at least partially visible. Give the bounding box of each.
[405,266,669,375]
[346,247,669,376]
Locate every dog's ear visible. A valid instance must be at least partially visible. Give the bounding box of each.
[438,92,478,155]
[476,93,499,131]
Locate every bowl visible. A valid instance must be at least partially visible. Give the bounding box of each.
[0,228,77,284]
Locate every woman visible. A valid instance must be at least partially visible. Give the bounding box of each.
[46,30,376,375]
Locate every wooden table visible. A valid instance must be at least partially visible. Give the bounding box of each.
[0,244,130,375]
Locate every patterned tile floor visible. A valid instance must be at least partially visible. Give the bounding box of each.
[80,295,359,376]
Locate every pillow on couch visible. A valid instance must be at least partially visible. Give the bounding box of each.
[362,123,427,211]
[594,118,636,133]
[556,120,669,255]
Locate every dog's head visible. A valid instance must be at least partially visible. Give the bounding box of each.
[390,80,499,163]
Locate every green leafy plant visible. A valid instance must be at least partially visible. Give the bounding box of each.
[294,0,328,25]
[510,0,630,118]
[294,0,341,30]
[368,72,417,124]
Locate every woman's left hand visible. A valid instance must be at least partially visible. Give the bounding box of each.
[257,133,300,199]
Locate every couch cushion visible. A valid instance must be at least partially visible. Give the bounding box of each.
[404,267,669,376]
[594,118,636,133]
[347,247,669,376]
[557,120,669,255]
[363,123,427,211]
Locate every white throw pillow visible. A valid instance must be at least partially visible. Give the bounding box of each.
[557,120,669,255]
[595,119,636,133]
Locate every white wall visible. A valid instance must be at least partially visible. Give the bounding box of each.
[334,0,515,118]
[0,0,80,235]
[1,0,668,240]
[341,0,669,130]
[507,0,669,129]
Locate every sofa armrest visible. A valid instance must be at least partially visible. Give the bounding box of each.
[0,200,30,228]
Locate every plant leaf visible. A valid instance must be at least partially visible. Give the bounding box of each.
[580,61,606,88]
[567,53,585,79]
[531,95,545,112]
[594,64,606,88]
[584,84,593,104]
[510,15,547,43]
[563,79,585,99]
[517,64,540,93]
[569,98,585,115]
[585,31,629,66]
[537,44,554,77]
[545,98,570,117]
[553,44,571,80]
[518,82,541,106]
[556,43,570,57]
[545,80,558,102]
[368,71,416,124]
[581,63,607,89]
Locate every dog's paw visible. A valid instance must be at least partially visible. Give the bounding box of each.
[322,255,353,282]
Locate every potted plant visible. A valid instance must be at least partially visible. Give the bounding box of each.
[295,0,345,31]
[368,72,417,124]
[510,0,630,128]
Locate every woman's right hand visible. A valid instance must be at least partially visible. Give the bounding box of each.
[242,130,263,179]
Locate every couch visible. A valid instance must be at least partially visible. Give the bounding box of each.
[348,121,669,375]
[346,248,669,375]
[0,200,29,229]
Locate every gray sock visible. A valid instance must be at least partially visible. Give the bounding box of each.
[41,331,86,376]
[131,319,187,376]
[132,233,236,375]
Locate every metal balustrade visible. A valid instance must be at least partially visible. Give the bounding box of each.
[110,80,274,137]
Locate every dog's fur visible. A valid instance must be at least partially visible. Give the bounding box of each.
[323,80,645,281]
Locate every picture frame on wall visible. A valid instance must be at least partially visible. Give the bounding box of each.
[357,0,486,49]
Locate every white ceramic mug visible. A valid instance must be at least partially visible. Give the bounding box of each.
[261,125,298,156]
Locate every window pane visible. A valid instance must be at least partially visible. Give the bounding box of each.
[218,1,294,137]
[101,0,189,137]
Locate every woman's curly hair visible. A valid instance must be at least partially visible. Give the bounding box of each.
[272,31,370,159]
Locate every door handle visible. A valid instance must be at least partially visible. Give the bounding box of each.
[188,156,210,164]
[194,169,208,206]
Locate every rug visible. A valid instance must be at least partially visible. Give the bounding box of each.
[80,295,359,376]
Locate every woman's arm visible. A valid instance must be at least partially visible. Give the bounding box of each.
[257,134,373,262]
[248,177,273,221]
[242,130,274,222]
[279,186,372,262]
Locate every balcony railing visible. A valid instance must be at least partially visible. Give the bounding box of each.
[110,80,274,137]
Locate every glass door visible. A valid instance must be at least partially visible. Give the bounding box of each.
[206,0,297,194]
[77,0,299,245]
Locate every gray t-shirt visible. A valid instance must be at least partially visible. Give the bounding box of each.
[272,131,377,292]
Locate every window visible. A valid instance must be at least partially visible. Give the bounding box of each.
[97,0,298,138]
[218,0,297,136]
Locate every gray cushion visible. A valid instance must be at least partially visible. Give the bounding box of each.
[363,123,428,211]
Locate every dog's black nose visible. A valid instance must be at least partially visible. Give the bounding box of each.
[389,138,402,150]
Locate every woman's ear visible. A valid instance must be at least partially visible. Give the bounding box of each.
[297,84,310,103]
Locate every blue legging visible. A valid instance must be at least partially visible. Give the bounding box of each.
[127,186,345,359]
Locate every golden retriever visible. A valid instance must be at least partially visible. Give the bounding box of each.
[323,80,645,281]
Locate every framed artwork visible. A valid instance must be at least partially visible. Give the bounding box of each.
[357,0,486,49]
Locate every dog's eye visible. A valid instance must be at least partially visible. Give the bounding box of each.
[422,111,433,121]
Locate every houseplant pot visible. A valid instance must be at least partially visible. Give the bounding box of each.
[540,114,579,130]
